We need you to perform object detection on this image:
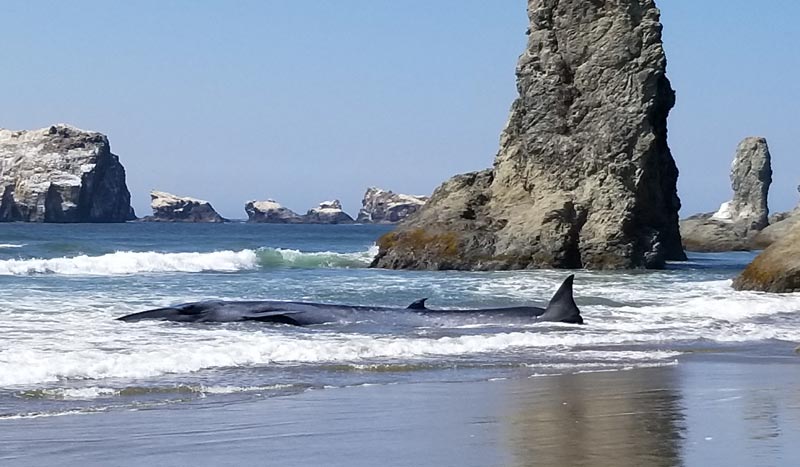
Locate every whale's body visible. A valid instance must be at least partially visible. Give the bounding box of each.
[118,275,583,325]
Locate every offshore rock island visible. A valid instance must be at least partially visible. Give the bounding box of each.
[372,0,685,271]
[143,191,226,223]
[357,187,428,224]
[0,125,135,222]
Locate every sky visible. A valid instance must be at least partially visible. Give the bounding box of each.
[1,0,798,219]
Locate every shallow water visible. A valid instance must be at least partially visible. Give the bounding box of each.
[0,223,798,420]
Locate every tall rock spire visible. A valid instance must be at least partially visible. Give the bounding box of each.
[372,0,684,270]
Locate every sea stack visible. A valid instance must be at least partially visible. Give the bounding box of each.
[0,124,135,222]
[680,137,772,251]
[245,199,303,223]
[371,0,684,270]
[356,187,428,224]
[145,191,226,222]
[304,200,354,224]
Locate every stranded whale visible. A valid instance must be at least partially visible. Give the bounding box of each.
[117,275,583,325]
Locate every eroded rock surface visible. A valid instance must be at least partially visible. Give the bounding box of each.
[372,0,684,270]
[245,200,303,223]
[0,124,135,222]
[145,191,225,222]
[356,187,428,224]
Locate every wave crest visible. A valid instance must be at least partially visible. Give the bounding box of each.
[256,246,377,269]
[0,246,376,276]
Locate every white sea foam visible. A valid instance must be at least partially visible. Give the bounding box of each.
[0,326,686,387]
[26,384,295,400]
[0,250,259,275]
[0,243,25,248]
[40,387,119,400]
[0,245,377,276]
[0,409,102,420]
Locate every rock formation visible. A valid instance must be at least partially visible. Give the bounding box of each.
[680,137,772,251]
[304,200,354,224]
[371,0,684,271]
[712,138,772,229]
[356,187,428,223]
[245,199,303,223]
[753,210,800,248]
[0,124,135,222]
[144,191,225,222]
[753,185,800,248]
[733,222,800,293]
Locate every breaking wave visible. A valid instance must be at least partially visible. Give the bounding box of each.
[0,329,683,387]
[0,246,377,275]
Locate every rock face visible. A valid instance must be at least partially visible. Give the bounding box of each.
[753,185,800,248]
[304,200,354,224]
[245,199,303,223]
[371,0,684,270]
[145,191,225,222]
[733,222,800,293]
[356,187,428,223]
[680,137,772,251]
[754,209,800,248]
[0,124,135,222]
[679,214,751,252]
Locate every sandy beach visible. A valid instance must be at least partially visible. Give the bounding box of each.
[3,351,799,467]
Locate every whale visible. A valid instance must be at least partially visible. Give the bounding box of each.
[117,275,583,325]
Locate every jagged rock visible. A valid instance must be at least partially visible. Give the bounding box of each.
[304,200,354,224]
[680,137,772,251]
[143,191,225,222]
[245,199,303,223]
[0,124,135,222]
[356,187,428,224]
[371,0,684,271]
[733,222,800,293]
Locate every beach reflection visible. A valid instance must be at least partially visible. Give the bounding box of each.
[503,367,684,467]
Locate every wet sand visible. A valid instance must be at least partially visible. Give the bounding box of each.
[2,354,800,466]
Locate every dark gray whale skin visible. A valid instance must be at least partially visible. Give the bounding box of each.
[117,275,582,325]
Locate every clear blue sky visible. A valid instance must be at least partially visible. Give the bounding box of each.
[1,1,798,219]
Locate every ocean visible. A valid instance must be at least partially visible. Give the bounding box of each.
[1,222,797,422]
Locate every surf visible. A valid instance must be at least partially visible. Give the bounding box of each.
[0,246,377,276]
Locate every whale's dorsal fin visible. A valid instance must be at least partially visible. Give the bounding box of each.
[538,275,583,324]
[407,298,428,310]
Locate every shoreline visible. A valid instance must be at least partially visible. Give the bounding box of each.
[2,352,799,466]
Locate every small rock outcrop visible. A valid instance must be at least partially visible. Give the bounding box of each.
[680,137,772,251]
[753,186,800,248]
[245,200,303,223]
[754,210,800,248]
[144,191,225,222]
[733,222,800,293]
[371,0,685,271]
[0,124,135,222]
[304,200,354,224]
[356,187,428,223]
